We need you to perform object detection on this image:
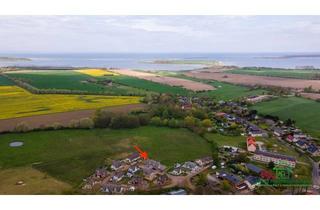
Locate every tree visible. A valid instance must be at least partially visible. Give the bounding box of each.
[110,115,140,129]
[138,114,150,126]
[79,118,94,129]
[201,119,213,128]
[221,180,232,191]
[150,116,162,126]
[93,110,114,128]
[184,116,197,128]
[268,161,275,169]
[168,118,178,128]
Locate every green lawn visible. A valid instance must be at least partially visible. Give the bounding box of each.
[227,68,320,80]
[6,70,146,95]
[104,74,191,95]
[0,126,211,186]
[205,133,246,147]
[0,75,14,86]
[251,96,320,138]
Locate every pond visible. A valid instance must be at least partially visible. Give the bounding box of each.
[9,141,24,147]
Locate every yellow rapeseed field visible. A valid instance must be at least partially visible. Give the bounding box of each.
[0,86,141,120]
[74,69,118,77]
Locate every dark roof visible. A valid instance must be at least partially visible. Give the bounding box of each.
[112,160,122,168]
[296,140,306,146]
[126,152,140,161]
[257,151,296,162]
[307,144,318,153]
[245,163,263,174]
[245,176,260,185]
[255,150,296,162]
[220,171,241,185]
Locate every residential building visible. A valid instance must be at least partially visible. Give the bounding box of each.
[247,136,257,152]
[252,151,296,168]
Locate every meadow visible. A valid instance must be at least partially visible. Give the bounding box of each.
[103,74,191,95]
[227,68,320,80]
[0,85,141,119]
[0,75,14,85]
[251,96,320,138]
[5,70,145,95]
[0,126,211,188]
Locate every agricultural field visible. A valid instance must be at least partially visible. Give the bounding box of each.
[0,74,14,85]
[226,68,320,80]
[161,72,267,100]
[74,69,117,77]
[251,96,320,138]
[104,74,191,95]
[0,85,141,119]
[5,70,146,95]
[0,126,211,190]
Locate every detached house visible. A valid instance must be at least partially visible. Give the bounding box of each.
[247,136,257,152]
[125,152,141,163]
[111,160,123,171]
[195,156,213,167]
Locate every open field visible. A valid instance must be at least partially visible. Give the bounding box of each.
[0,75,14,85]
[0,85,141,120]
[185,71,320,91]
[0,167,72,195]
[5,70,145,95]
[251,96,320,138]
[74,69,117,77]
[158,72,267,100]
[110,69,215,91]
[0,126,211,187]
[0,103,146,132]
[226,68,320,80]
[105,74,190,95]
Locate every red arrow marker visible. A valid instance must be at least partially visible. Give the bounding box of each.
[134,145,148,160]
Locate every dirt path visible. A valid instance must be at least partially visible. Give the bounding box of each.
[185,71,320,91]
[0,103,147,132]
[110,69,215,91]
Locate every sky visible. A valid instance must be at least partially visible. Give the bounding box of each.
[0,16,320,53]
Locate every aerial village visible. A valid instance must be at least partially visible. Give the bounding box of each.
[82,93,320,195]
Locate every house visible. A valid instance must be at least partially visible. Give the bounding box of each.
[286,135,294,143]
[111,160,123,171]
[293,133,307,139]
[244,176,261,190]
[101,184,125,194]
[260,170,276,180]
[307,144,320,156]
[296,140,308,149]
[128,176,145,186]
[195,156,213,167]
[219,171,246,190]
[182,161,200,172]
[112,171,125,182]
[128,165,140,174]
[144,159,166,172]
[167,189,187,195]
[95,168,107,178]
[252,151,296,168]
[125,152,141,163]
[247,136,257,152]
[245,163,263,175]
[156,174,170,186]
[273,127,286,137]
[223,145,239,153]
[143,167,158,181]
[170,167,184,176]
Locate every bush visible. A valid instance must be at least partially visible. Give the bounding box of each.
[14,122,30,133]
[93,110,114,128]
[110,115,140,129]
[150,116,162,126]
[78,118,94,129]
[138,114,150,126]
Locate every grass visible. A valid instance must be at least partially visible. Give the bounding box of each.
[158,71,267,100]
[0,167,72,195]
[205,133,246,147]
[0,75,14,86]
[103,74,191,95]
[74,69,117,77]
[227,68,320,80]
[6,70,144,95]
[0,85,141,119]
[0,126,211,186]
[251,96,320,138]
